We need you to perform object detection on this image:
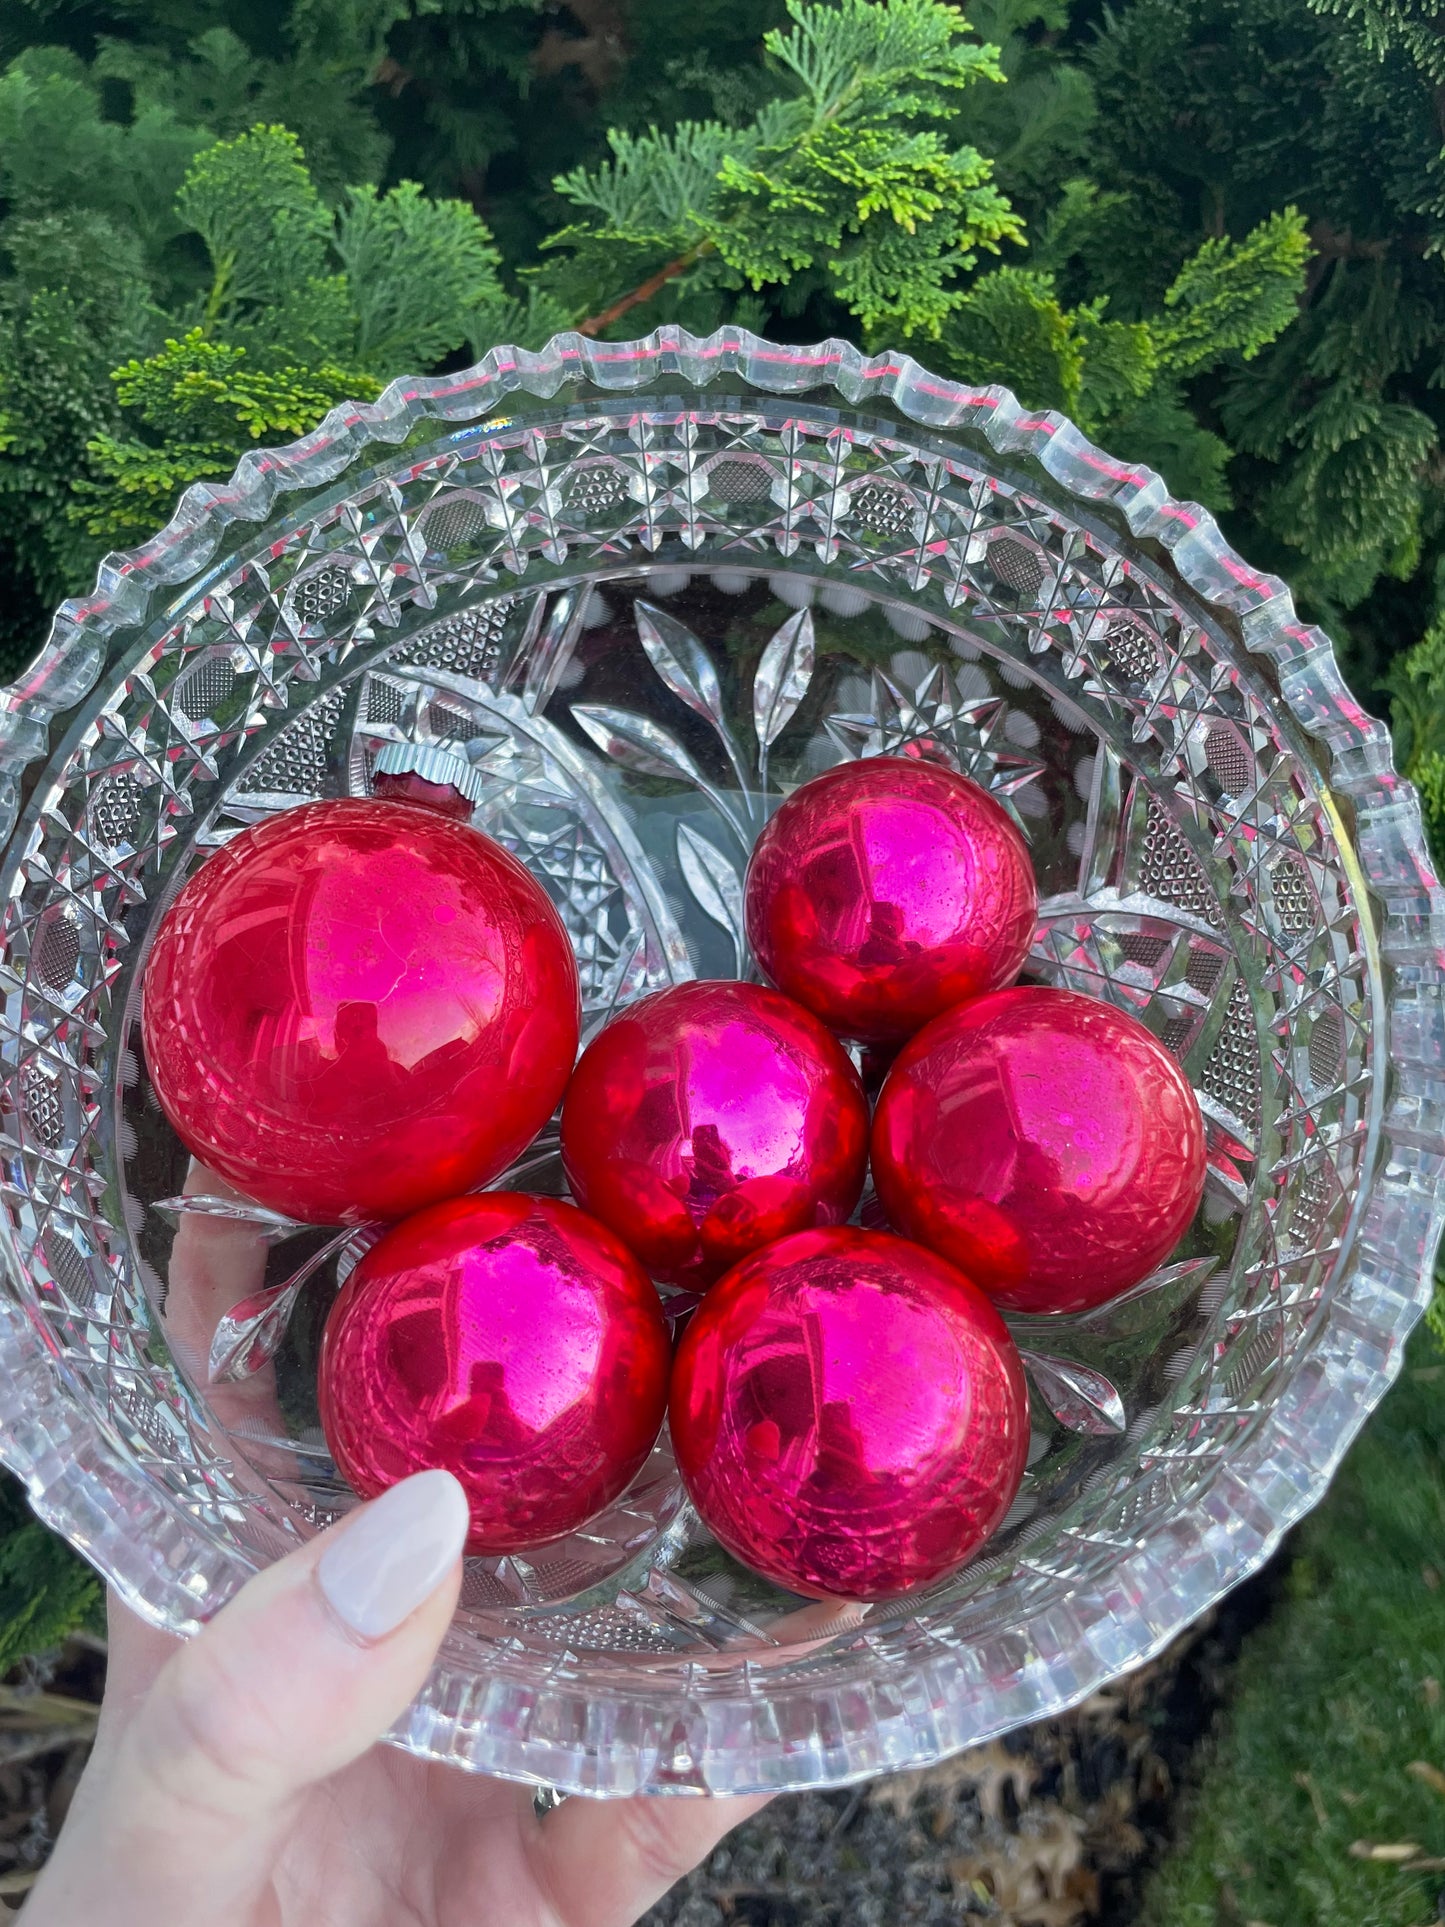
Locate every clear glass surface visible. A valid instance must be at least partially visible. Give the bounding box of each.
[0,328,1440,1795]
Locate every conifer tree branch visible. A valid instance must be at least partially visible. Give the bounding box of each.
[576,240,717,336]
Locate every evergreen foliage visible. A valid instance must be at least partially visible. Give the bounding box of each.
[1137,1336,1445,1927]
[933,206,1311,505]
[0,1475,101,1672]
[80,331,382,547]
[0,0,1328,666]
[1,117,501,567]
[546,0,1023,336]
[1310,0,1445,85]
[1082,0,1445,710]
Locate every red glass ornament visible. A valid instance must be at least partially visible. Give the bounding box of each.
[669,1226,1029,1599]
[142,795,580,1224]
[744,755,1038,1044]
[871,986,1208,1314]
[318,1192,670,1553]
[561,980,869,1287]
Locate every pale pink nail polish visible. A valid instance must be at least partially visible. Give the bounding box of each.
[317,1470,468,1640]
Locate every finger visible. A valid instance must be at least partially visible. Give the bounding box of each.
[133,1467,467,1810]
[168,1161,271,1345]
[162,1159,284,1442]
[529,1786,771,1927]
[29,1600,187,1884]
[23,1470,468,1927]
[98,1594,185,1737]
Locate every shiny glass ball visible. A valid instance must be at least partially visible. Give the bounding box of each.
[142,795,580,1225]
[669,1226,1030,1599]
[743,755,1038,1044]
[318,1192,671,1553]
[871,986,1208,1314]
[561,980,869,1287]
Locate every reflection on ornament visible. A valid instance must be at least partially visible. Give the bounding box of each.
[561,980,868,1287]
[744,755,1037,1043]
[143,794,579,1224]
[319,1192,670,1553]
[669,1226,1029,1600]
[872,986,1207,1314]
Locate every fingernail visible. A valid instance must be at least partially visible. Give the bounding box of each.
[318,1470,469,1641]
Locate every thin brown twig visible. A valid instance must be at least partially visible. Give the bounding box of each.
[0,1688,100,1727]
[577,243,716,337]
[1293,1770,1329,1829]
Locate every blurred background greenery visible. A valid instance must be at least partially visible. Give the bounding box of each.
[0,3,1441,1918]
[4,0,1445,819]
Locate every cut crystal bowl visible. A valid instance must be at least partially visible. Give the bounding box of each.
[0,328,1440,1795]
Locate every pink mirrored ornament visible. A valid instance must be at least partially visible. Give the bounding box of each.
[669,1226,1030,1600]
[871,986,1208,1314]
[142,793,580,1225]
[560,980,869,1287]
[743,755,1038,1044]
[318,1192,671,1553]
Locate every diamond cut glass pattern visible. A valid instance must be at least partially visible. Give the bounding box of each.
[0,329,1439,1797]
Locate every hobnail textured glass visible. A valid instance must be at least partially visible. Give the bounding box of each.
[0,328,1441,1796]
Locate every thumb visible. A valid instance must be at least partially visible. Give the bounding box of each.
[132,1468,469,1807]
[26,1469,468,1927]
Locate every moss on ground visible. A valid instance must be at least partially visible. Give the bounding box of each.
[1138,1336,1445,1927]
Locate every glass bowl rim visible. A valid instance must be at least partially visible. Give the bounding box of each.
[0,325,1441,1795]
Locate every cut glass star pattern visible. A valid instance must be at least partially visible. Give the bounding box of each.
[0,329,1436,1800]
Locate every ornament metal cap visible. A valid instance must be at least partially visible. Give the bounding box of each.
[373,738,487,806]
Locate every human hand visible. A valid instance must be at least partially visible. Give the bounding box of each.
[22,1470,766,1927]
[23,1163,764,1927]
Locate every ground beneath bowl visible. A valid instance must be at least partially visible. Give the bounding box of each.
[639,1566,1280,1927]
[0,1564,1279,1923]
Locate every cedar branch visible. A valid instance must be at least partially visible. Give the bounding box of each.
[577,242,716,337]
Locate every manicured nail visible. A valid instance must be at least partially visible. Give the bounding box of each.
[317,1469,469,1640]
